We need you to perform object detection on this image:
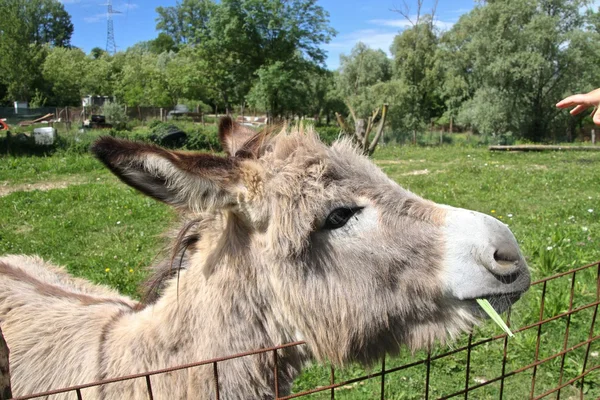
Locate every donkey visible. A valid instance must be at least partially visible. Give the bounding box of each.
[0,118,530,399]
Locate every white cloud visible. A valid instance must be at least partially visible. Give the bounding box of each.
[450,8,472,14]
[323,7,467,70]
[83,4,138,23]
[84,13,107,23]
[326,30,397,51]
[59,0,81,3]
[120,3,138,11]
[368,18,413,29]
[369,18,455,31]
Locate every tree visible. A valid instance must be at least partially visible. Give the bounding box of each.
[164,46,209,105]
[390,13,444,137]
[156,0,214,45]
[42,47,88,106]
[334,42,392,153]
[149,33,179,54]
[83,54,118,98]
[303,69,343,124]
[90,47,107,60]
[156,0,335,112]
[441,0,600,142]
[116,51,173,108]
[0,0,73,101]
[336,42,392,118]
[247,58,313,120]
[114,48,210,109]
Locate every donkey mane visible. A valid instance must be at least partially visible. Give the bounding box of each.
[141,216,201,304]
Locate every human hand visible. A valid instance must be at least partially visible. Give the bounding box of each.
[556,88,600,125]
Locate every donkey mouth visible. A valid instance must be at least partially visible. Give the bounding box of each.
[463,292,524,316]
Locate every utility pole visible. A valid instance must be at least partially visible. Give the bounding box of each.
[103,0,121,55]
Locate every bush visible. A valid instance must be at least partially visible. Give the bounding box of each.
[185,125,221,152]
[315,126,342,145]
[101,101,129,130]
[0,121,222,156]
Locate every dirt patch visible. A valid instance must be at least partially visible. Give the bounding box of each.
[376,159,428,165]
[529,164,549,170]
[376,160,407,165]
[401,169,430,176]
[0,176,90,198]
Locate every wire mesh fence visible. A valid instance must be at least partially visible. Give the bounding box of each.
[10,260,600,399]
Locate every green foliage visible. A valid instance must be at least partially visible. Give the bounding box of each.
[0,0,73,101]
[42,47,88,106]
[156,0,213,45]
[89,47,107,60]
[29,89,47,109]
[156,0,336,115]
[440,0,600,142]
[314,126,341,145]
[101,101,129,130]
[336,42,392,119]
[3,0,599,145]
[116,51,174,108]
[390,16,444,134]
[148,33,179,54]
[185,125,220,151]
[247,60,311,118]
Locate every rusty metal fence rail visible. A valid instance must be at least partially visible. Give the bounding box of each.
[11,261,600,399]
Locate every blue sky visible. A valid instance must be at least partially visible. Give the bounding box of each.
[59,0,476,69]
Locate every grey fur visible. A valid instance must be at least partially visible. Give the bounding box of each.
[0,125,529,399]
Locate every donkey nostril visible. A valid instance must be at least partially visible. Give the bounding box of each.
[493,270,520,284]
[493,249,519,266]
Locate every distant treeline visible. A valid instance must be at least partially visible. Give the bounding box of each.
[1,0,599,142]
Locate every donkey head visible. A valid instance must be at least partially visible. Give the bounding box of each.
[92,118,530,366]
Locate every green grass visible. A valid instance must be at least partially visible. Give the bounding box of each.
[1,145,599,398]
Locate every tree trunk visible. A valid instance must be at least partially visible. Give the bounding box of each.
[335,112,351,134]
[354,118,366,146]
[0,327,11,400]
[367,104,388,156]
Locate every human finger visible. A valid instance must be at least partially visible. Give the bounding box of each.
[593,108,600,126]
[556,94,590,109]
[570,104,591,115]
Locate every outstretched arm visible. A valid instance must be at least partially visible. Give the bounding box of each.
[556,88,600,125]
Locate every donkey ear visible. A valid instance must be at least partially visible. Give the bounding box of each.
[218,116,262,158]
[92,136,239,211]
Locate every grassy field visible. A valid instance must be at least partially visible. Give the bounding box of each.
[1,143,600,398]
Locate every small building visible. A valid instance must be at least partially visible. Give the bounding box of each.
[82,95,113,108]
[14,101,28,112]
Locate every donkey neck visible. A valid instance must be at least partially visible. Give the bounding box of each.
[109,215,307,396]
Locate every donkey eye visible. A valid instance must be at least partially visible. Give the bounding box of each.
[323,207,363,230]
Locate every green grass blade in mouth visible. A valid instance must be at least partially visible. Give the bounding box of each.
[476,299,514,337]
